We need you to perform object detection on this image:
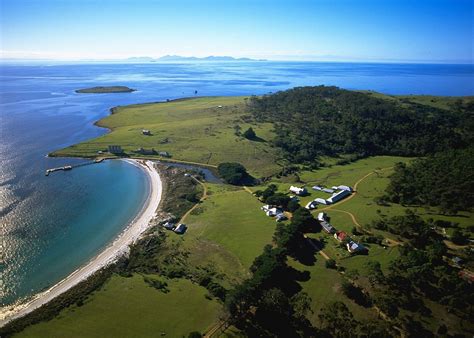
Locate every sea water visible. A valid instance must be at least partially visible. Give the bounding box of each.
[1,61,473,306]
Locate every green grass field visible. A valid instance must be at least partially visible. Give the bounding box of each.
[53,96,282,177]
[177,183,278,282]
[15,275,220,338]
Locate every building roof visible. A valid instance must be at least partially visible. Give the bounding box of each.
[347,240,364,252]
[314,198,327,204]
[321,221,335,233]
[335,231,348,241]
[327,189,351,203]
[322,188,334,193]
[317,212,327,221]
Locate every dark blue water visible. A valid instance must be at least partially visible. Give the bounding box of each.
[1,61,473,307]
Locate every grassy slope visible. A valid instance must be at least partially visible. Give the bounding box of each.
[15,275,220,338]
[53,96,281,177]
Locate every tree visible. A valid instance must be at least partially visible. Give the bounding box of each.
[243,127,257,139]
[451,229,466,245]
[291,207,315,232]
[287,199,301,212]
[325,259,337,269]
[290,292,313,319]
[217,162,251,185]
[318,301,357,337]
[366,261,384,286]
[260,184,278,201]
[266,193,291,209]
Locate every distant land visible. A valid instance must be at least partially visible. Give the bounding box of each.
[126,55,266,62]
[75,86,136,94]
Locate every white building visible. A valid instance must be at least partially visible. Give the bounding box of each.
[347,241,364,253]
[327,189,351,204]
[337,185,353,192]
[305,200,318,210]
[289,186,307,196]
[174,223,187,234]
[314,198,328,205]
[317,212,328,222]
[266,207,283,217]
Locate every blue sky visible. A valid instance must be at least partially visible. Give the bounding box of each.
[1,0,472,62]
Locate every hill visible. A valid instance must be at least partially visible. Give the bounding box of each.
[249,86,473,163]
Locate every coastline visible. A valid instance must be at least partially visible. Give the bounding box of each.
[0,159,162,327]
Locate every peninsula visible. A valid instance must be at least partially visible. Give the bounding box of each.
[3,88,473,338]
[75,86,136,94]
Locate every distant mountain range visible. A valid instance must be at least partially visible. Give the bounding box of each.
[125,55,266,62]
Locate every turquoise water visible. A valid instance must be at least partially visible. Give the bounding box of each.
[1,160,149,306]
[1,61,472,307]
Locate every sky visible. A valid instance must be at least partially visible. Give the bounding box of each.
[0,0,472,63]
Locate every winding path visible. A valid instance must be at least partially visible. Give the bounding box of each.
[179,176,208,224]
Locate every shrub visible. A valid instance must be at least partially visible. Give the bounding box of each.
[217,162,251,185]
[325,259,337,269]
[243,127,257,139]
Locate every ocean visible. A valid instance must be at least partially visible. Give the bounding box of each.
[1,61,473,307]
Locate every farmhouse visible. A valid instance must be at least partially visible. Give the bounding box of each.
[327,189,351,204]
[162,221,175,230]
[289,186,307,196]
[312,185,323,191]
[142,129,151,135]
[347,241,364,253]
[317,212,328,222]
[174,223,187,234]
[334,231,348,242]
[265,207,283,217]
[338,185,353,192]
[322,188,335,194]
[276,214,288,222]
[320,221,335,234]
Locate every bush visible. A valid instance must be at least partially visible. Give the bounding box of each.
[144,277,169,293]
[326,259,337,269]
[243,127,257,139]
[217,162,251,185]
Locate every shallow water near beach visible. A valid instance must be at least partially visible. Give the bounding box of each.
[1,61,473,307]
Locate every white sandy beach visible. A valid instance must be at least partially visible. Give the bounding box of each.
[0,159,162,327]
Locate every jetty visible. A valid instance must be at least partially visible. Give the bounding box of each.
[45,158,105,176]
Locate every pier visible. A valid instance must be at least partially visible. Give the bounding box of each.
[45,158,105,176]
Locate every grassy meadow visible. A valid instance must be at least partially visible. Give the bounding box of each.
[15,275,220,338]
[53,96,282,177]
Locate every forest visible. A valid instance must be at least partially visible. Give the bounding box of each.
[249,86,472,163]
[383,147,474,213]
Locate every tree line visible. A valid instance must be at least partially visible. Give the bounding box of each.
[248,86,472,163]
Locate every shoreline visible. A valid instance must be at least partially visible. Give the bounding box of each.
[0,159,162,327]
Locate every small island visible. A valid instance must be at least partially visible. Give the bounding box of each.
[75,86,136,94]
